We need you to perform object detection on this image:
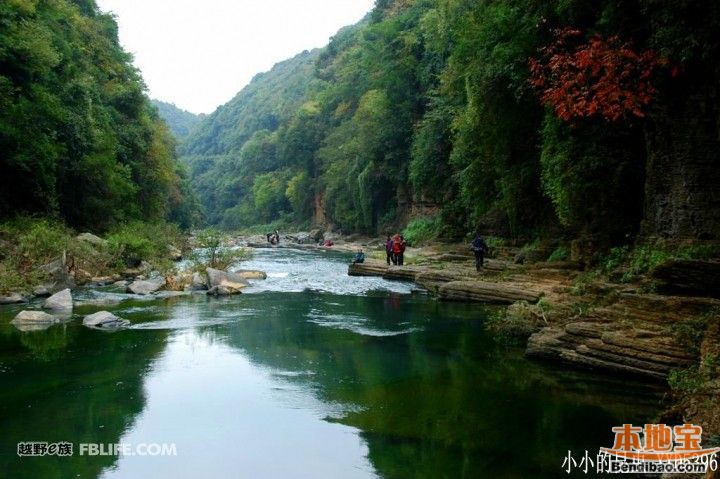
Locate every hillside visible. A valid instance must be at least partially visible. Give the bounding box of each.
[0,0,196,230]
[182,0,720,255]
[152,100,204,140]
[179,48,323,226]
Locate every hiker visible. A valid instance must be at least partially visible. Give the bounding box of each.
[385,235,393,265]
[471,233,489,271]
[391,234,402,265]
[398,235,407,266]
[352,250,365,264]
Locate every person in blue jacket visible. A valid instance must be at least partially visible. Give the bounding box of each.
[471,233,489,271]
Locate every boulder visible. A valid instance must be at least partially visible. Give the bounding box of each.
[83,311,130,330]
[234,270,267,280]
[76,232,107,247]
[127,277,165,295]
[11,310,60,331]
[43,288,73,313]
[190,272,208,290]
[0,292,27,304]
[438,281,542,304]
[206,268,248,295]
[207,285,243,296]
[90,276,115,286]
[112,280,129,288]
[32,284,52,297]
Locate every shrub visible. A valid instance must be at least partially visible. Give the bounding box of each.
[187,229,251,272]
[402,217,442,246]
[107,222,183,272]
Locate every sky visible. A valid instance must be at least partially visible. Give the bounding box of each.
[96,0,375,114]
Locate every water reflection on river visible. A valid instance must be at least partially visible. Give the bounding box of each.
[0,249,664,478]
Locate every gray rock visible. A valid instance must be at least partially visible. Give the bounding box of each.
[43,288,73,313]
[112,280,129,288]
[234,270,267,280]
[206,268,248,295]
[11,310,60,331]
[83,311,130,330]
[127,277,165,295]
[207,285,242,296]
[32,284,52,297]
[76,232,107,247]
[190,272,208,290]
[0,292,27,304]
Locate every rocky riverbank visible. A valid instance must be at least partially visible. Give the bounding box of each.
[345,241,720,443]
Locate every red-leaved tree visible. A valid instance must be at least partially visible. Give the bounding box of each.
[529,27,665,122]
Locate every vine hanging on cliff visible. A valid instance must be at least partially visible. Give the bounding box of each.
[529,27,665,122]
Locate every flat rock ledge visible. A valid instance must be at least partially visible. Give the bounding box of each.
[525,293,717,380]
[348,262,542,304]
[438,281,542,304]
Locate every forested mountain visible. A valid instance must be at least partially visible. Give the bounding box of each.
[180,48,324,226]
[0,0,197,230]
[152,100,204,140]
[183,0,719,249]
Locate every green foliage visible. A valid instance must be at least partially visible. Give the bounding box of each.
[177,0,720,245]
[0,0,196,230]
[669,354,718,394]
[152,100,203,140]
[252,171,291,223]
[402,217,442,246]
[107,222,182,272]
[484,302,540,345]
[547,246,569,262]
[13,218,73,266]
[187,229,252,271]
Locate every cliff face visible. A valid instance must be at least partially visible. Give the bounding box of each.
[642,79,720,240]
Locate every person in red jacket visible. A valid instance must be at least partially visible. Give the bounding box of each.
[398,235,407,266]
[391,234,402,265]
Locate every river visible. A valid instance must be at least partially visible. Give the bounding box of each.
[0,248,664,478]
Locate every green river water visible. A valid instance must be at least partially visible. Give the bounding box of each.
[0,249,664,478]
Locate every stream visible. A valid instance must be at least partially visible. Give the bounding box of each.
[0,248,665,478]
